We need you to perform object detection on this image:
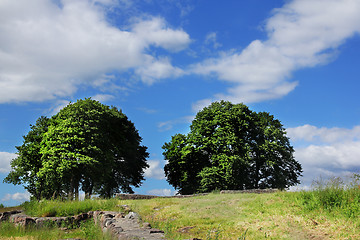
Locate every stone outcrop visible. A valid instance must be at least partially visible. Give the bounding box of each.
[116,193,209,200]
[0,209,165,240]
[116,189,278,200]
[96,210,165,240]
[0,210,22,221]
[220,188,279,194]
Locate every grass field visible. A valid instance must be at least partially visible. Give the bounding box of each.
[121,190,360,239]
[1,176,360,239]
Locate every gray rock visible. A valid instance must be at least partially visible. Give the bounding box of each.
[1,209,165,239]
[125,211,140,220]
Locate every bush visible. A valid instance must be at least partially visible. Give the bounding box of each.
[298,175,360,217]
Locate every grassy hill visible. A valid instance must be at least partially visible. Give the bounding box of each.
[1,178,360,239]
[122,190,360,239]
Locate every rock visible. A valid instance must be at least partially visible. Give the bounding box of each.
[104,218,116,227]
[115,213,125,219]
[92,211,104,225]
[0,212,11,222]
[10,214,36,227]
[74,213,89,222]
[2,209,165,240]
[125,211,140,220]
[220,188,278,194]
[150,229,165,234]
[121,204,131,212]
[58,238,82,240]
[35,217,52,227]
[178,226,195,233]
[142,222,152,229]
[0,210,22,222]
[108,221,124,235]
[54,217,68,227]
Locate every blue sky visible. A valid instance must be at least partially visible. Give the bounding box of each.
[1,0,360,206]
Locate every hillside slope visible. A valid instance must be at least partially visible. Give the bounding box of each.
[121,191,360,239]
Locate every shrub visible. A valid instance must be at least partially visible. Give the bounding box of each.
[298,174,360,217]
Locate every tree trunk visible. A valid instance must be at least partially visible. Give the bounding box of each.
[85,183,93,199]
[68,176,74,200]
[75,182,79,201]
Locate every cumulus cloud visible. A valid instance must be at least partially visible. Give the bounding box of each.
[135,56,184,84]
[192,0,360,107]
[0,0,190,103]
[2,192,30,202]
[144,160,165,180]
[288,124,360,186]
[295,142,360,186]
[132,17,190,52]
[287,124,360,143]
[0,152,17,173]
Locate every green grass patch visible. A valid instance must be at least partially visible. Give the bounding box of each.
[22,198,123,217]
[294,176,360,218]
[119,186,360,240]
[0,219,112,240]
[121,193,293,239]
[0,205,23,213]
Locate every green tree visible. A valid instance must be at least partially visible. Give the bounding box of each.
[4,116,50,200]
[5,98,149,200]
[163,101,302,194]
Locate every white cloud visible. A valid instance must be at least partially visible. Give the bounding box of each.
[192,0,360,104]
[132,17,190,52]
[0,152,17,173]
[205,32,222,49]
[296,142,360,170]
[147,188,177,196]
[0,0,190,103]
[137,107,157,114]
[287,124,360,186]
[287,124,360,143]
[158,115,193,131]
[2,192,30,202]
[135,56,184,84]
[295,142,360,186]
[47,99,71,116]
[144,160,165,180]
[91,94,114,102]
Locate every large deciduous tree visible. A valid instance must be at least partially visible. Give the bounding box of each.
[4,98,149,200]
[163,101,302,194]
[4,116,50,200]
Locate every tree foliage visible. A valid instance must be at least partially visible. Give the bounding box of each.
[163,101,302,194]
[4,98,149,200]
[4,116,50,200]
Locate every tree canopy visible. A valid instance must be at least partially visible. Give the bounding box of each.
[163,101,302,194]
[4,98,149,200]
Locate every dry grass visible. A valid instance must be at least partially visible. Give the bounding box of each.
[120,191,360,239]
[0,206,23,214]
